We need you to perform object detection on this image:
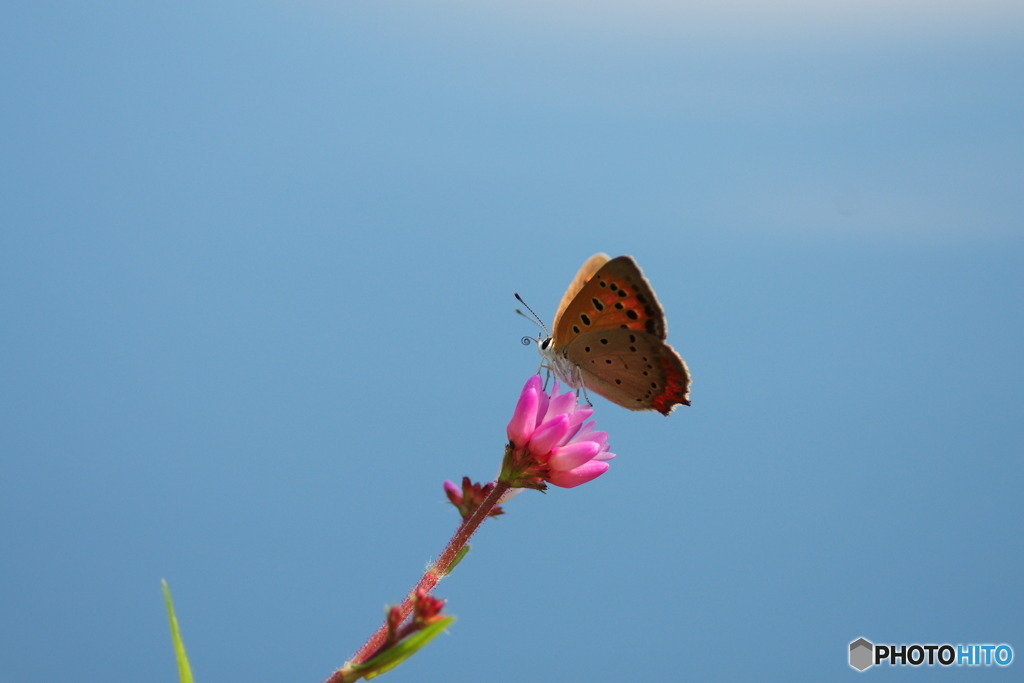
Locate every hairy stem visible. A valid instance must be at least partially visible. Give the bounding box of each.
[325,480,511,682]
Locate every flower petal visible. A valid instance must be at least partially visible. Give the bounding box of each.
[574,422,606,448]
[528,414,570,456]
[442,480,462,504]
[506,376,542,445]
[545,386,577,423]
[549,440,601,471]
[564,407,594,439]
[547,460,610,488]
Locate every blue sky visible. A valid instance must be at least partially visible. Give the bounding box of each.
[2,1,1022,681]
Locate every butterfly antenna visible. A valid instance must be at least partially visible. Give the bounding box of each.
[514,292,550,337]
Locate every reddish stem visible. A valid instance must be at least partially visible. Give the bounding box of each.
[324,480,511,683]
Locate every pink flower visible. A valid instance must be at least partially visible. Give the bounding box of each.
[500,375,615,490]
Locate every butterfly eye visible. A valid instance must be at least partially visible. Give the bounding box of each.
[539,338,552,351]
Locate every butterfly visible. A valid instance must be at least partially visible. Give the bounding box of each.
[524,254,691,416]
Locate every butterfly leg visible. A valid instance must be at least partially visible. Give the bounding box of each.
[570,364,593,407]
[541,367,554,391]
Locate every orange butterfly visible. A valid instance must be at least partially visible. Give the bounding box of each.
[528,254,691,416]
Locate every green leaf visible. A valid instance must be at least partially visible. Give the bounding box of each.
[445,545,470,575]
[353,616,456,680]
[162,579,195,683]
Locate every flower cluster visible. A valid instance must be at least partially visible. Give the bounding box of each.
[499,375,615,490]
[383,588,445,649]
[443,477,504,521]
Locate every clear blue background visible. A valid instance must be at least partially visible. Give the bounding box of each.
[2,2,1021,681]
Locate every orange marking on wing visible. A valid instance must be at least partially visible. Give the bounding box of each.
[650,356,691,415]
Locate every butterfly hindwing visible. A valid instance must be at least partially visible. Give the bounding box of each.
[564,328,691,414]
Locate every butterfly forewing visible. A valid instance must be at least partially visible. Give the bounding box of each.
[552,256,667,347]
[552,253,610,335]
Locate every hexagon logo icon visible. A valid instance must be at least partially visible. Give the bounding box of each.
[850,637,874,671]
